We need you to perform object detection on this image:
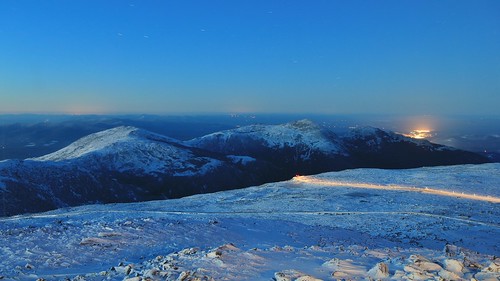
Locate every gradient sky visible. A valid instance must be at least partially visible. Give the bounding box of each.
[1,1,499,115]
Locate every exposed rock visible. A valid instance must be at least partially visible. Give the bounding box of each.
[274,272,292,281]
[483,260,500,273]
[367,262,389,279]
[409,255,442,272]
[179,247,199,255]
[473,271,500,281]
[464,257,484,270]
[274,270,303,281]
[323,258,367,277]
[144,268,160,278]
[403,265,435,280]
[206,250,222,259]
[444,259,464,275]
[112,265,133,275]
[124,277,141,281]
[473,260,500,281]
[206,243,239,259]
[295,276,323,281]
[177,271,191,281]
[24,263,34,270]
[444,244,460,257]
[438,269,462,280]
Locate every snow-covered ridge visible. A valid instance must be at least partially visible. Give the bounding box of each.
[345,126,452,150]
[31,126,221,175]
[188,119,347,156]
[33,126,178,162]
[32,126,139,161]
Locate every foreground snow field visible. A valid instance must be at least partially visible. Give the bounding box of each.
[0,164,499,280]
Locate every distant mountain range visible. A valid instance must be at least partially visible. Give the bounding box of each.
[0,120,489,216]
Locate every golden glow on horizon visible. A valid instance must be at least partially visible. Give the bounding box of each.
[403,129,433,139]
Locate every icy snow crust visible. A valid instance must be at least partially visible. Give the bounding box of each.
[0,164,498,280]
[32,126,221,175]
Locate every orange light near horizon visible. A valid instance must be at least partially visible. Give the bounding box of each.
[403,129,433,139]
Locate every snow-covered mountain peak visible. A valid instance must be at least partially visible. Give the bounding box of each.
[345,126,386,138]
[33,126,146,161]
[285,119,319,130]
[32,126,222,175]
[188,120,347,156]
[344,126,458,154]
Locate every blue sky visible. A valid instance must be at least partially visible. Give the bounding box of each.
[1,1,499,115]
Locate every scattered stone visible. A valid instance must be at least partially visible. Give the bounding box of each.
[409,255,442,272]
[438,269,462,280]
[444,259,464,275]
[367,262,389,279]
[179,247,199,255]
[332,271,350,278]
[415,260,443,272]
[274,269,303,281]
[404,270,434,280]
[217,243,239,251]
[483,260,500,273]
[473,260,500,281]
[274,272,291,281]
[464,257,484,270]
[295,276,323,281]
[144,268,160,278]
[444,244,460,257]
[323,258,367,277]
[473,271,500,281]
[177,271,191,281]
[112,265,133,275]
[25,263,34,270]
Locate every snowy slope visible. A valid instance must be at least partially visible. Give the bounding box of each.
[0,127,263,216]
[344,126,451,151]
[32,126,221,175]
[187,119,348,158]
[0,163,498,280]
[342,126,488,168]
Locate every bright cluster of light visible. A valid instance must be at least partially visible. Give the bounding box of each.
[404,129,433,139]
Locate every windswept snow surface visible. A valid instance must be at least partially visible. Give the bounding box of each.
[188,119,348,157]
[31,126,221,175]
[0,164,499,280]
